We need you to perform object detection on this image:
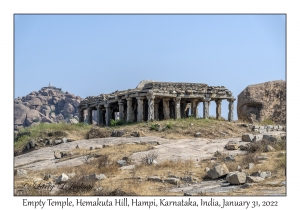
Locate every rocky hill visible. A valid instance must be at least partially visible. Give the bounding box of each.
[237,80,286,124]
[14,85,82,131]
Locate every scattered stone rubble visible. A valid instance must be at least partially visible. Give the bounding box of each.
[204,162,274,186]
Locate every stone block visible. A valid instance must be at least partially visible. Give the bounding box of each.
[56,173,69,184]
[246,176,264,183]
[207,163,229,179]
[54,150,61,159]
[226,171,247,184]
[117,160,127,166]
[242,134,254,142]
[225,141,239,150]
[194,132,201,137]
[14,169,27,177]
[264,145,275,152]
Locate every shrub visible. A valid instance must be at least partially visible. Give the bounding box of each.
[150,124,159,131]
[140,151,158,165]
[95,155,110,168]
[165,123,172,129]
[110,119,124,126]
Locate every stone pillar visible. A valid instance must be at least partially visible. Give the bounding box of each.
[181,101,186,118]
[203,98,210,119]
[191,100,200,118]
[147,95,155,121]
[105,104,112,126]
[118,100,125,122]
[126,98,133,122]
[154,100,160,120]
[97,106,104,125]
[228,99,235,122]
[170,101,175,119]
[87,107,93,124]
[216,99,222,120]
[79,109,84,123]
[163,98,170,120]
[174,97,181,119]
[136,97,144,123]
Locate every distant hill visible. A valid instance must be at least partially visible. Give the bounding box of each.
[14,84,82,131]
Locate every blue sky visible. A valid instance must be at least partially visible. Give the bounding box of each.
[14,14,286,119]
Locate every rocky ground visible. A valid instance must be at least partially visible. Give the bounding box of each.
[14,127,286,196]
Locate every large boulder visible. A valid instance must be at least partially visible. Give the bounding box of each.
[225,141,239,150]
[56,173,69,184]
[226,171,247,184]
[14,169,27,177]
[246,176,264,183]
[250,171,271,179]
[28,97,43,106]
[63,102,75,115]
[207,163,229,179]
[65,97,81,108]
[57,99,66,113]
[41,116,53,123]
[242,134,255,142]
[68,118,78,124]
[25,109,41,126]
[111,130,125,137]
[41,105,51,117]
[237,80,286,124]
[14,103,30,125]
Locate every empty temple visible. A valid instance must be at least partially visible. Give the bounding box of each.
[78,81,236,126]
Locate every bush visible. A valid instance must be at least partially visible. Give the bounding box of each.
[165,123,172,129]
[110,119,124,126]
[150,124,159,130]
[140,151,158,165]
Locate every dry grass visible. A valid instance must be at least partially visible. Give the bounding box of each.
[93,118,254,140]
[14,119,286,196]
[15,118,254,156]
[15,145,286,196]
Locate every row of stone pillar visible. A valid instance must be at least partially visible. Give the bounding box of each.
[79,97,235,125]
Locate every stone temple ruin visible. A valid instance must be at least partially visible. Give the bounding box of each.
[78,81,236,126]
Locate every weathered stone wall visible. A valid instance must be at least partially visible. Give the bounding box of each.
[237,80,286,124]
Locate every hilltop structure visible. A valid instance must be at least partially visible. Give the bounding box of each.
[79,81,236,126]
